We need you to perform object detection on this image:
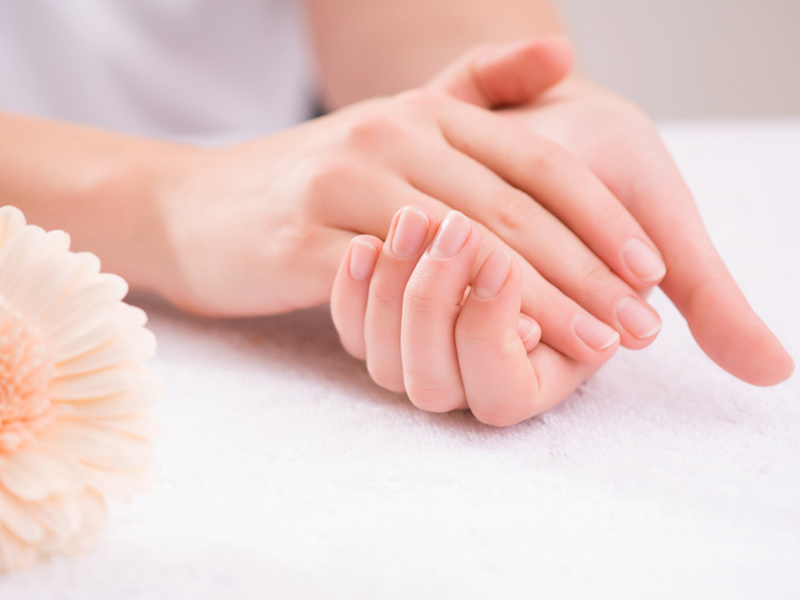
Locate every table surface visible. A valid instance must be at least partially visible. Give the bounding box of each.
[2,120,799,600]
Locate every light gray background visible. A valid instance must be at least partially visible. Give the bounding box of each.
[555,0,800,119]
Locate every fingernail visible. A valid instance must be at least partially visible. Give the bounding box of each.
[516,316,540,343]
[572,314,620,351]
[622,238,666,283]
[472,249,511,299]
[429,211,470,258]
[349,239,378,281]
[615,296,662,339]
[391,207,429,257]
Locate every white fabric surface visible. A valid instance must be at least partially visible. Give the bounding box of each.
[0,0,313,144]
[2,120,799,598]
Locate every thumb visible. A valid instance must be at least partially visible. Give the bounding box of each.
[427,36,574,109]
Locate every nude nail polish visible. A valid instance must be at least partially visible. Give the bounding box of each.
[472,250,511,299]
[622,238,667,283]
[615,296,662,339]
[391,207,429,257]
[429,211,470,258]
[572,314,620,351]
[349,240,378,281]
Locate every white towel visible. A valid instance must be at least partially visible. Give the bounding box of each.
[2,120,798,599]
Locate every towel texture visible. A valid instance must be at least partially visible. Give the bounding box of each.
[2,121,798,599]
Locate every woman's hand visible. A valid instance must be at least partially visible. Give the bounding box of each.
[497,76,794,385]
[331,206,600,426]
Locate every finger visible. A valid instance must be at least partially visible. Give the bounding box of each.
[364,205,438,392]
[517,313,542,353]
[456,249,541,426]
[627,156,794,385]
[330,235,382,360]
[427,36,574,109]
[401,211,480,412]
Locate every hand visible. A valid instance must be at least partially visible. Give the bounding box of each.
[503,78,794,385]
[430,37,793,385]
[331,206,600,426]
[158,43,667,370]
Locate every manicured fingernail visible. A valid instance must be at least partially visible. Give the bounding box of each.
[472,249,511,299]
[622,238,666,283]
[615,296,662,339]
[391,207,429,257]
[429,211,470,258]
[516,316,540,344]
[572,314,620,351]
[349,239,378,281]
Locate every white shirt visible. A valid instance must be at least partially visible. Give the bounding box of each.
[0,0,314,145]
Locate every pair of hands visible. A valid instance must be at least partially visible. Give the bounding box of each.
[159,38,793,425]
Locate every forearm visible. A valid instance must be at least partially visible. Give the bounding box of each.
[0,112,191,293]
[306,0,567,108]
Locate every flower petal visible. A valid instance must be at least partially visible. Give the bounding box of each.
[23,496,76,541]
[0,525,39,572]
[0,205,27,247]
[78,464,156,502]
[55,378,160,417]
[0,452,81,501]
[55,327,156,378]
[5,251,80,318]
[60,489,107,555]
[0,489,46,544]
[85,412,162,439]
[0,226,47,297]
[50,363,143,401]
[37,270,128,333]
[40,420,154,471]
[46,312,130,363]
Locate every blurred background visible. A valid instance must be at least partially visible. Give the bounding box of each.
[554,0,800,119]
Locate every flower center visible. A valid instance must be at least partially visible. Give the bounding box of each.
[0,300,54,452]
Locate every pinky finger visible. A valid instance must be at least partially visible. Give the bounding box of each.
[517,314,542,354]
[455,249,540,427]
[330,235,382,360]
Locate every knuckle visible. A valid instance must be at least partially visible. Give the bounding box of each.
[526,138,569,173]
[578,261,615,296]
[303,156,360,205]
[471,401,529,428]
[369,284,403,313]
[402,270,449,312]
[366,360,406,394]
[490,187,545,234]
[338,335,366,362]
[406,377,464,413]
[395,87,448,111]
[342,110,407,151]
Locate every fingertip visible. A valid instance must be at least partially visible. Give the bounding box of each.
[571,313,620,361]
[687,279,795,386]
[349,237,380,281]
[472,248,512,299]
[621,238,667,287]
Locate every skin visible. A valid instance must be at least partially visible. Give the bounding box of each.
[0,4,793,425]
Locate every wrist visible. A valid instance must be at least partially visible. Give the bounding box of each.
[81,138,203,299]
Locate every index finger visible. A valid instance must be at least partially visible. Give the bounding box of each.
[629,154,794,385]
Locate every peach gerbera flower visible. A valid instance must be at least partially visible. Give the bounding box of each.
[0,206,159,571]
